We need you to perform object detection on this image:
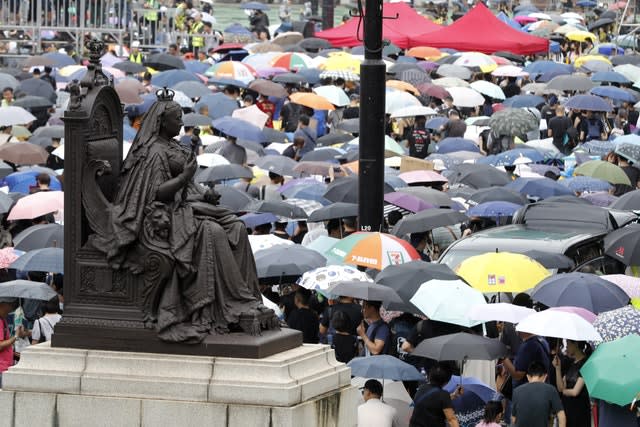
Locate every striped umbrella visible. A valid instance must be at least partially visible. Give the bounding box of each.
[327,232,420,270]
[270,52,314,71]
[205,61,256,84]
[489,108,539,137]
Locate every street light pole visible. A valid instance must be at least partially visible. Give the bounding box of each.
[358,0,386,233]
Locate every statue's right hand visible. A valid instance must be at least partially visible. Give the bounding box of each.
[181,157,198,182]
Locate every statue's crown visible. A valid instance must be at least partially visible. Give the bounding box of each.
[156,87,175,102]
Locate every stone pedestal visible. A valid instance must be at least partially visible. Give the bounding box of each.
[0,343,358,427]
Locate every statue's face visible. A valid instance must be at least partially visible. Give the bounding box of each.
[162,107,183,138]
[150,209,171,240]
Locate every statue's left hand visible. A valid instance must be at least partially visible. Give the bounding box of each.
[204,188,221,205]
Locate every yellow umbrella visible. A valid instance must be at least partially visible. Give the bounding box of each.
[574,54,612,67]
[319,52,361,74]
[57,64,86,77]
[455,252,551,293]
[566,30,598,42]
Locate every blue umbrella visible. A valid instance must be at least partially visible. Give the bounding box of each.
[207,77,248,88]
[494,148,544,166]
[296,68,322,85]
[497,11,521,29]
[196,93,239,119]
[468,201,523,218]
[506,177,575,199]
[578,140,615,157]
[560,176,612,193]
[0,279,57,301]
[524,60,573,76]
[536,69,573,83]
[581,191,618,207]
[595,44,625,56]
[426,153,462,169]
[242,1,269,10]
[239,212,278,228]
[502,95,545,108]
[426,116,448,130]
[613,134,640,146]
[348,355,425,381]
[385,175,408,190]
[445,375,498,403]
[531,272,630,314]
[212,116,263,142]
[591,71,631,84]
[183,60,210,74]
[565,94,613,112]
[576,0,597,6]
[123,122,137,141]
[437,137,480,154]
[10,247,63,273]
[224,23,252,35]
[151,69,200,88]
[3,171,62,194]
[590,86,636,102]
[42,52,76,68]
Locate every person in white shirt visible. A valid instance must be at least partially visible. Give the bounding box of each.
[31,296,62,344]
[358,379,398,427]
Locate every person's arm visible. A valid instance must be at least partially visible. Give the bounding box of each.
[443,408,459,427]
[0,335,16,350]
[401,339,414,353]
[562,377,585,398]
[502,357,526,381]
[557,410,567,427]
[356,321,385,355]
[553,355,565,392]
[547,127,553,138]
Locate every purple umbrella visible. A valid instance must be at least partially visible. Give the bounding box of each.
[580,191,618,207]
[549,306,597,323]
[384,192,435,213]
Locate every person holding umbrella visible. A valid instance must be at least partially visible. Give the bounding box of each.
[410,363,462,427]
[356,300,392,356]
[0,298,19,387]
[552,340,592,427]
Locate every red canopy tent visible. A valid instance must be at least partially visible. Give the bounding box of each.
[315,3,440,49]
[411,3,549,55]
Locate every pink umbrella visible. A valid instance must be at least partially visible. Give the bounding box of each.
[255,66,288,78]
[7,191,64,220]
[549,306,597,324]
[399,170,448,184]
[608,1,626,9]
[0,248,20,269]
[601,274,640,299]
[514,15,538,23]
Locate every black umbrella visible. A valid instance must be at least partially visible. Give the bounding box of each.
[172,81,210,99]
[588,17,615,30]
[32,125,64,139]
[467,187,529,206]
[0,192,14,214]
[317,133,354,147]
[112,60,147,74]
[182,113,213,127]
[493,51,525,64]
[300,149,342,162]
[611,55,640,66]
[254,245,326,278]
[272,73,306,84]
[253,155,299,176]
[211,185,254,212]
[12,96,54,109]
[375,260,460,313]
[27,136,53,148]
[298,37,332,51]
[522,250,575,270]
[307,202,358,222]
[328,280,403,303]
[237,139,266,155]
[15,78,56,103]
[323,176,394,203]
[392,208,468,236]
[244,199,308,219]
[531,272,629,314]
[13,224,64,251]
[336,118,359,133]
[610,189,640,210]
[195,164,253,183]
[449,164,511,189]
[144,53,185,71]
[604,223,640,266]
[413,333,508,361]
[261,127,289,143]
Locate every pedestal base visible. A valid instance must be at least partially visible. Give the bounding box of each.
[1,343,358,427]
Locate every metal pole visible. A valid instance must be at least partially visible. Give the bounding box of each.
[358,0,385,233]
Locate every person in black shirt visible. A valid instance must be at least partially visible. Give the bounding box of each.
[547,105,574,155]
[408,115,430,159]
[282,136,305,160]
[503,77,521,99]
[330,310,358,363]
[410,363,462,427]
[286,288,319,343]
[319,296,363,342]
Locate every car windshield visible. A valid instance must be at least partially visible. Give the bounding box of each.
[439,249,486,270]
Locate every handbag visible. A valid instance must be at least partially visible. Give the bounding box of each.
[496,369,513,400]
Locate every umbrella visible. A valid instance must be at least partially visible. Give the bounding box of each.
[244,199,308,220]
[522,250,575,270]
[212,117,263,142]
[445,375,499,404]
[437,64,472,80]
[594,303,640,344]
[489,108,539,137]
[205,61,256,85]
[560,176,612,193]
[253,244,326,278]
[272,32,303,46]
[270,52,313,71]
[0,73,19,90]
[151,69,200,88]
[248,79,288,98]
[580,334,640,406]
[172,81,210,99]
[10,247,63,273]
[272,73,307,85]
[328,281,402,303]
[307,202,358,222]
[505,177,575,199]
[13,223,64,251]
[468,303,535,324]
[412,333,507,361]
[289,92,336,111]
[578,139,615,157]
[318,70,360,82]
[298,38,332,51]
[565,94,613,112]
[448,164,511,189]
[112,61,146,74]
[182,113,213,128]
[398,170,447,185]
[114,80,144,105]
[248,234,293,254]
[0,192,14,214]
[615,142,640,165]
[23,56,54,68]
[516,309,602,341]
[0,279,57,300]
[468,201,523,218]
[396,187,454,207]
[574,160,631,185]
[531,272,630,314]
[232,105,269,129]
[3,170,61,194]
[12,96,54,109]
[410,279,486,327]
[502,94,546,108]
[546,75,595,92]
[298,265,372,293]
[601,274,640,299]
[254,155,299,176]
[144,53,185,71]
[214,185,254,211]
[436,138,480,154]
[456,252,550,293]
[469,81,505,100]
[323,176,394,204]
[417,83,450,100]
[591,70,631,84]
[348,356,424,381]
[446,87,485,108]
[492,65,528,77]
[0,106,36,127]
[580,191,617,207]
[7,190,64,220]
[327,232,420,270]
[389,105,437,119]
[196,93,240,120]
[242,1,269,10]
[313,85,350,107]
[196,153,229,168]
[611,189,640,210]
[239,212,278,228]
[384,192,434,213]
[392,209,468,236]
[604,223,640,265]
[385,89,422,114]
[467,187,529,206]
[195,164,253,183]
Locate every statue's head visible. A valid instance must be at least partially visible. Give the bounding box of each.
[156,88,183,139]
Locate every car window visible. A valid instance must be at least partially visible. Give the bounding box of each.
[574,256,626,275]
[565,239,603,268]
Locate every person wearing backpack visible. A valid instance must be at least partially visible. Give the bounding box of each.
[356,300,392,356]
[579,111,606,142]
[501,331,552,390]
[31,296,61,344]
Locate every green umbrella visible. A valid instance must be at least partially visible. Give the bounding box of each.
[580,334,640,406]
[488,108,539,138]
[574,160,632,186]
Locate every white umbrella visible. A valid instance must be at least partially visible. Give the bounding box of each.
[196,153,230,168]
[468,303,535,324]
[385,89,422,114]
[313,85,350,107]
[389,105,438,119]
[492,65,529,77]
[53,142,132,160]
[172,90,194,109]
[524,138,560,154]
[409,279,486,328]
[248,234,294,254]
[516,309,602,341]
[432,77,470,88]
[436,64,472,80]
[470,81,506,100]
[232,105,268,129]
[561,12,584,21]
[447,86,486,107]
[0,106,37,127]
[529,12,552,20]
[614,64,640,82]
[200,12,216,24]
